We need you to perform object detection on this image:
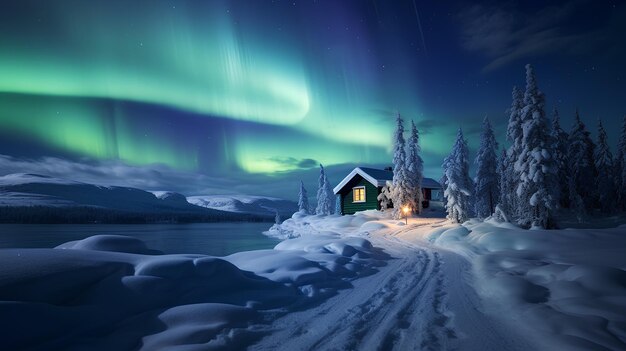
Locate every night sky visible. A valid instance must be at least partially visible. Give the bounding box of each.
[1,0,625,199]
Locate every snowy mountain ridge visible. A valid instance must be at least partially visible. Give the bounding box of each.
[0,173,199,213]
[0,173,296,220]
[187,194,298,217]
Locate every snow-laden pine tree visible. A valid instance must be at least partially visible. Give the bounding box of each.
[443,128,474,223]
[335,195,341,215]
[474,117,500,218]
[495,149,510,222]
[325,172,335,214]
[504,86,525,215]
[391,113,411,219]
[551,108,570,208]
[568,111,598,211]
[514,64,556,228]
[595,120,615,213]
[315,164,334,215]
[569,175,586,222]
[406,120,424,214]
[297,180,310,214]
[616,116,626,211]
[377,181,394,211]
[274,210,281,224]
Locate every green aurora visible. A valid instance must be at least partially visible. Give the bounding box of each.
[0,1,478,176]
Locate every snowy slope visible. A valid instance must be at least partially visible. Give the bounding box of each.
[0,173,203,213]
[188,194,297,217]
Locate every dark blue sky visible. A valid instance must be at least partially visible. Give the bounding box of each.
[0,0,624,199]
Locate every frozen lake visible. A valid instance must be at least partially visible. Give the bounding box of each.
[0,222,279,256]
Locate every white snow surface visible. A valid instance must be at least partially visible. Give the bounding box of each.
[2,209,626,350]
[0,228,387,350]
[188,194,297,217]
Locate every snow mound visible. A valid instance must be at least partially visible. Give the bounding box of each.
[264,210,391,239]
[0,232,388,350]
[57,235,163,255]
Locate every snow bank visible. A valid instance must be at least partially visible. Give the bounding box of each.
[264,210,400,240]
[0,230,387,350]
[57,234,163,255]
[408,219,626,351]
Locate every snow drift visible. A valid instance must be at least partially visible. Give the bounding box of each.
[0,232,387,350]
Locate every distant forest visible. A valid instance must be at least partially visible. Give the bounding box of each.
[0,206,272,224]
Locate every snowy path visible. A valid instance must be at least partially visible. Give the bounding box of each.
[253,221,543,351]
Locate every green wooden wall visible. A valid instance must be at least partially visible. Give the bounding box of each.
[339,175,380,215]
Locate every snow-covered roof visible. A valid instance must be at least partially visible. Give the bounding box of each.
[421,177,442,189]
[333,167,441,194]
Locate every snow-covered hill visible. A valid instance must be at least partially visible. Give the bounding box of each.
[0,173,206,213]
[0,173,295,222]
[188,194,298,217]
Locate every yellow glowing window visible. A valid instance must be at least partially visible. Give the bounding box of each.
[353,186,366,203]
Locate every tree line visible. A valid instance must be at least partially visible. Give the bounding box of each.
[442,64,626,229]
[0,205,271,224]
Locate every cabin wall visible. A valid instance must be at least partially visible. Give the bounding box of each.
[423,188,432,201]
[339,175,379,215]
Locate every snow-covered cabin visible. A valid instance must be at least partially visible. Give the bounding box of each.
[333,167,442,215]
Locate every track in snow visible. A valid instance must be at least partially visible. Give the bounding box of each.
[252,223,455,351]
[252,222,541,351]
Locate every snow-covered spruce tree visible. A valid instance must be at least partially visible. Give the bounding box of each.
[297,180,310,214]
[474,116,500,218]
[377,181,394,211]
[615,115,626,211]
[439,173,448,209]
[494,149,510,222]
[443,128,474,223]
[335,195,341,215]
[391,113,411,219]
[551,108,570,208]
[406,120,424,214]
[274,210,281,224]
[514,64,557,228]
[325,174,336,215]
[595,120,616,213]
[568,111,598,211]
[315,164,334,215]
[504,86,525,216]
[569,175,586,222]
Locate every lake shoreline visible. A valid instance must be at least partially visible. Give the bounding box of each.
[0,222,278,256]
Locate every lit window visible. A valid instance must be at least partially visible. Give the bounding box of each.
[353,187,365,203]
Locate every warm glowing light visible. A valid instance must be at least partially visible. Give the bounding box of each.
[403,206,410,214]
